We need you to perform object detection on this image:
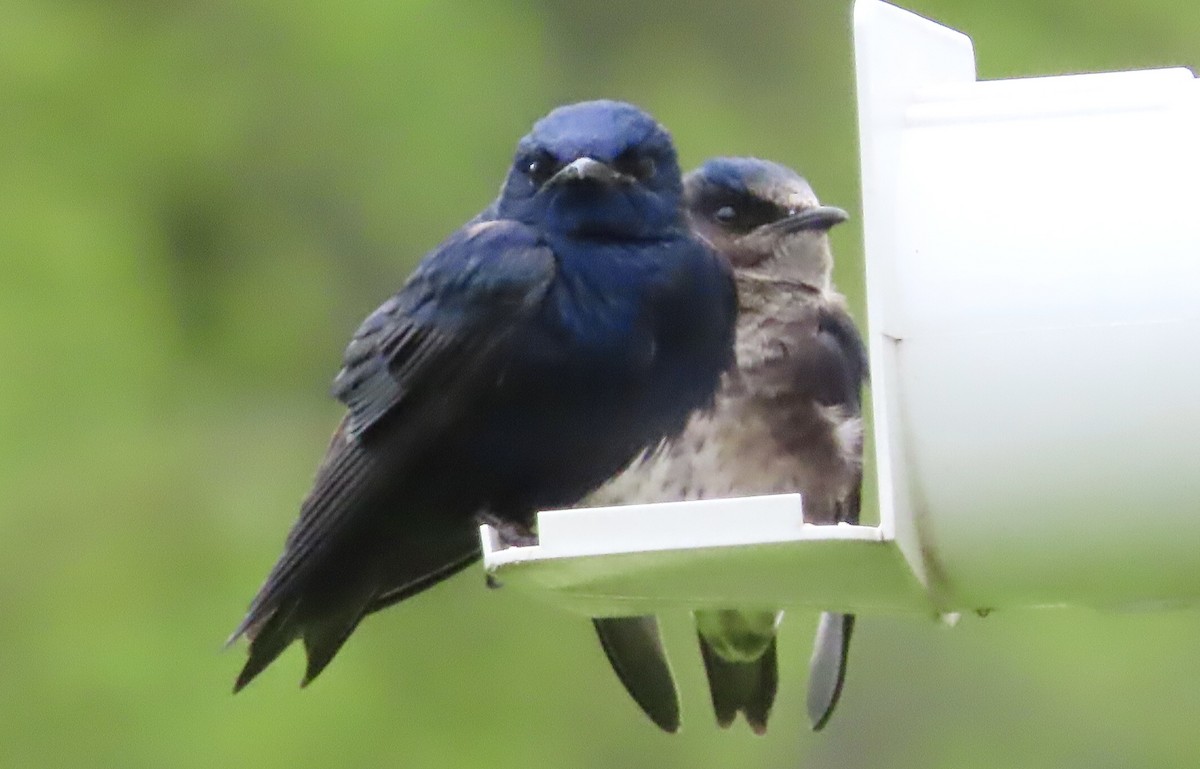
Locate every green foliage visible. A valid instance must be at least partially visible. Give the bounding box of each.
[4,0,1199,766]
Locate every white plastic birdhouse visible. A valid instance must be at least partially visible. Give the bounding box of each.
[482,0,1200,618]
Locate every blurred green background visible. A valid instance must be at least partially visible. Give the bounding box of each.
[4,0,1200,766]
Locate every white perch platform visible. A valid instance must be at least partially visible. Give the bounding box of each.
[482,497,926,617]
[482,0,1200,618]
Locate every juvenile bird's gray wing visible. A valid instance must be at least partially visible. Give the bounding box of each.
[592,616,680,733]
[765,301,867,414]
[231,222,556,689]
[800,302,868,731]
[812,303,869,413]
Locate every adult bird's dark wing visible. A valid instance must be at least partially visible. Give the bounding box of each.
[230,221,556,689]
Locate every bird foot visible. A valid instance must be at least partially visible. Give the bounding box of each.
[478,514,538,591]
[475,512,539,548]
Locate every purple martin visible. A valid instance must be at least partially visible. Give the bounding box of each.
[229,101,737,691]
[588,157,866,733]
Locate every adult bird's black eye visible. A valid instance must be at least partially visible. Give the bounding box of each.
[613,149,656,181]
[526,152,557,187]
[715,206,736,224]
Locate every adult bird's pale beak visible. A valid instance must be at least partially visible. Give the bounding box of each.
[769,205,850,234]
[548,157,628,186]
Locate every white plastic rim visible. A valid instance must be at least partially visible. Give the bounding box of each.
[855,0,1200,612]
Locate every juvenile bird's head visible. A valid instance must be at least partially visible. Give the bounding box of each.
[497,100,687,240]
[684,157,848,291]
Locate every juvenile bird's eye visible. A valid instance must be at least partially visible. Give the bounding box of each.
[710,197,787,232]
[526,152,558,187]
[613,149,656,181]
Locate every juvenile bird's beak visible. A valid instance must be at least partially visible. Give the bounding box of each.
[769,205,850,234]
[547,157,627,187]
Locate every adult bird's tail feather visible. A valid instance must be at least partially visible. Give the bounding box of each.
[232,601,301,693]
[592,616,681,733]
[806,611,855,730]
[697,631,778,735]
[299,590,376,686]
[232,571,377,693]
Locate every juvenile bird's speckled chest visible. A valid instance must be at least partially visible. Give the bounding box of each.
[586,273,862,524]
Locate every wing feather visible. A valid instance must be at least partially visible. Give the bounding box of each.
[231,221,556,647]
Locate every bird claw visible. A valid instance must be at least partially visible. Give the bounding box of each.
[475,512,539,548]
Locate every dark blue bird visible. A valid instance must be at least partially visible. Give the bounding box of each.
[588,157,866,734]
[229,100,737,692]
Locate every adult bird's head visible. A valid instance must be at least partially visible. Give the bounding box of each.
[684,157,848,291]
[497,100,687,240]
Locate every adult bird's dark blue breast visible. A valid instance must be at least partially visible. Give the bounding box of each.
[228,100,737,692]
